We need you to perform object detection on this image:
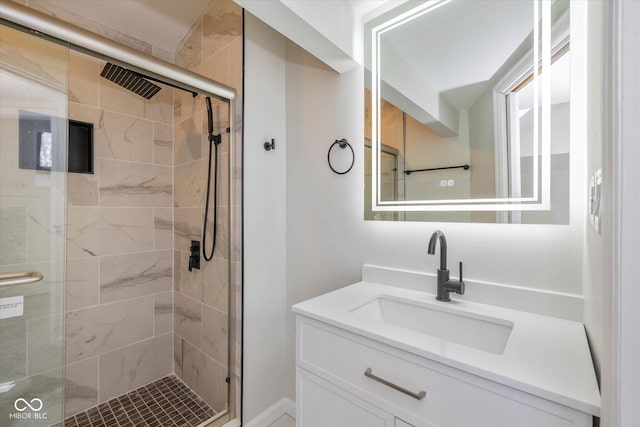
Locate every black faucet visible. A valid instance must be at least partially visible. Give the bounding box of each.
[427,230,465,302]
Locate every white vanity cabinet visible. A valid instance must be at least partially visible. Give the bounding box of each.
[295,315,594,427]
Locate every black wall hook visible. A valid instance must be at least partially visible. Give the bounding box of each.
[264,138,275,151]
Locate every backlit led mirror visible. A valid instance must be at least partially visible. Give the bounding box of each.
[365,0,571,223]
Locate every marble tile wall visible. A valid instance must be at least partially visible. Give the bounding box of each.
[61,49,175,417]
[172,0,243,415]
[26,0,173,62]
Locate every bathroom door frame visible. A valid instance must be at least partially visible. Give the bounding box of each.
[602,1,640,426]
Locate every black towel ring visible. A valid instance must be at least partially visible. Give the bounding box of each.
[328,138,354,175]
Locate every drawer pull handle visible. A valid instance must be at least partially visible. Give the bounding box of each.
[364,368,426,400]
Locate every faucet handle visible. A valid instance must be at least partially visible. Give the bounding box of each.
[457,262,465,295]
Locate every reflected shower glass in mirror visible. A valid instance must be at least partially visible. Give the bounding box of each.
[365,0,571,223]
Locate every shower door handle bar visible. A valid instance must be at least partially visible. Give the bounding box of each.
[0,271,44,287]
[364,368,426,400]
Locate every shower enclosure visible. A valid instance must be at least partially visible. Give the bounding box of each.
[0,2,241,426]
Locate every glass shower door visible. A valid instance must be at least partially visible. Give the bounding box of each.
[0,25,68,426]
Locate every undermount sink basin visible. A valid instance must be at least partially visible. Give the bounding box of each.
[350,295,513,354]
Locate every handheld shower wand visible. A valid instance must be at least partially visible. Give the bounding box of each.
[202,97,222,263]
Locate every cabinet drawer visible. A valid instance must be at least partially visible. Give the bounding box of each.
[297,367,395,427]
[297,317,590,427]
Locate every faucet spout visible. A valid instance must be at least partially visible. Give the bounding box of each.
[427,230,447,270]
[428,230,464,302]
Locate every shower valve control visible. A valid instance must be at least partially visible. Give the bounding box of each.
[189,240,200,271]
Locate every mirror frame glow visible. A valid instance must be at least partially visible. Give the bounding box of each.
[370,0,551,212]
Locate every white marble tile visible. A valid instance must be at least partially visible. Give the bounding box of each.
[154,291,173,336]
[29,0,154,56]
[27,314,64,375]
[95,110,153,163]
[66,258,99,311]
[100,250,173,303]
[174,91,205,124]
[154,122,173,166]
[202,305,228,367]
[203,0,242,60]
[174,292,201,348]
[174,159,208,208]
[203,257,229,313]
[174,249,181,291]
[0,367,64,427]
[174,112,203,166]
[0,321,26,382]
[65,295,154,363]
[67,207,154,258]
[174,335,183,378]
[98,333,172,402]
[178,250,203,301]
[68,50,100,107]
[174,207,202,253]
[67,172,99,206]
[152,46,173,62]
[214,150,230,208]
[175,19,203,70]
[145,83,173,124]
[99,78,145,118]
[208,206,229,260]
[0,25,67,91]
[173,90,183,124]
[64,357,99,417]
[229,36,243,93]
[99,159,172,207]
[27,206,65,263]
[154,207,173,250]
[182,339,227,412]
[196,45,230,87]
[0,207,26,265]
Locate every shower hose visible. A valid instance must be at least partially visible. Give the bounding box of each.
[203,97,222,262]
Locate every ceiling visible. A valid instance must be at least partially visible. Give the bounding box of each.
[38,0,211,52]
[381,0,534,110]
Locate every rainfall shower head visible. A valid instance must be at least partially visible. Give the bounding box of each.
[100,62,161,99]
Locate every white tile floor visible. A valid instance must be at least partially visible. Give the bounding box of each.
[268,414,295,427]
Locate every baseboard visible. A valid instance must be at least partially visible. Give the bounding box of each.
[244,398,295,427]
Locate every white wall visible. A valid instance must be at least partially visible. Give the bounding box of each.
[242,3,640,425]
[236,0,358,73]
[243,13,289,422]
[244,5,590,420]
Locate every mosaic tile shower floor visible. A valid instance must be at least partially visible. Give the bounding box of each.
[55,375,216,427]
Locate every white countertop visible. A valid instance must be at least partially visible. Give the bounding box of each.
[292,281,601,416]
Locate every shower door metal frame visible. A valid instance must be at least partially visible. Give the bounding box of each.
[0,1,236,102]
[0,0,240,423]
